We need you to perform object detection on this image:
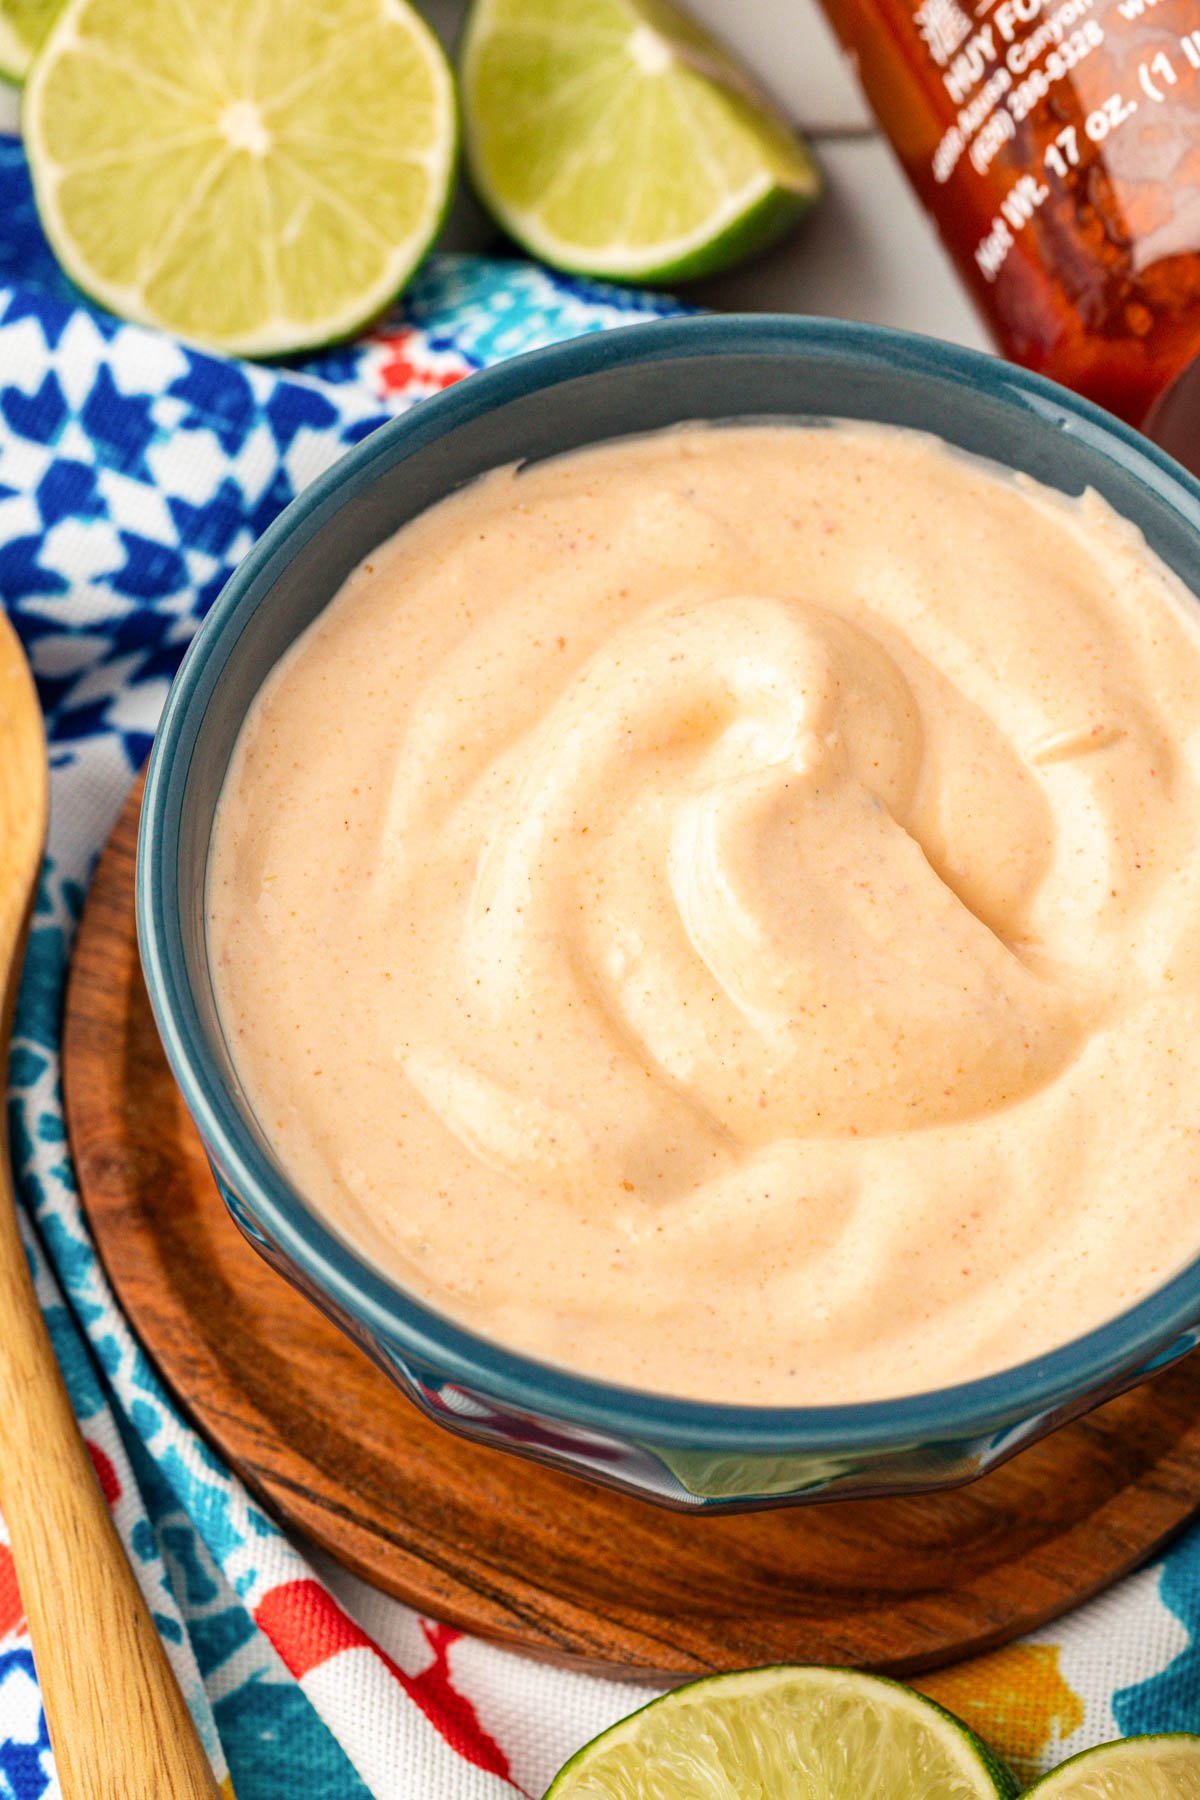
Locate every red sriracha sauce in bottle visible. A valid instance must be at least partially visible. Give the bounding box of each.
[817,0,1200,432]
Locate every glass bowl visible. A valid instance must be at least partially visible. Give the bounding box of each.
[137,314,1200,1510]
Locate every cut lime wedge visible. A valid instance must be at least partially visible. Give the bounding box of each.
[23,0,457,356]
[0,0,63,82]
[545,1665,1018,1799]
[460,0,820,283]
[1025,1736,1200,1797]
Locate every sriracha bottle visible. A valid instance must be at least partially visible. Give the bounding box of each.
[816,0,1200,430]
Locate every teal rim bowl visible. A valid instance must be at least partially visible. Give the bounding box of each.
[137,314,1200,1509]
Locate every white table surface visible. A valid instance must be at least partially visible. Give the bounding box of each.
[0,1,991,354]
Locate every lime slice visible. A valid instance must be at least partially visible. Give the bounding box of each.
[1025,1736,1200,1797]
[0,0,64,82]
[546,1665,1018,1798]
[23,0,456,356]
[460,0,821,283]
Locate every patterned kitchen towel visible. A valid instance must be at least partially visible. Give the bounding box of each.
[0,126,1198,1798]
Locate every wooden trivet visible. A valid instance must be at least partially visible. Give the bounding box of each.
[61,776,1200,1680]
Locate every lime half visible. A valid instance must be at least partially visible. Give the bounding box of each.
[1025,1736,1200,1797]
[460,0,820,283]
[0,0,64,81]
[545,1665,1018,1799]
[23,0,457,356]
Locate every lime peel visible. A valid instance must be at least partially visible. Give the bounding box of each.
[461,0,820,284]
[1024,1734,1200,1797]
[546,1664,1018,1799]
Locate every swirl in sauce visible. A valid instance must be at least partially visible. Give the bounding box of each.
[209,425,1200,1402]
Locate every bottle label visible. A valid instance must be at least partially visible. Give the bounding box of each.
[910,0,1200,287]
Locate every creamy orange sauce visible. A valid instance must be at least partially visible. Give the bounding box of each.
[207,424,1200,1403]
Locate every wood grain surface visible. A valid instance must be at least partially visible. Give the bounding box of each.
[61,774,1200,1681]
[1,657,219,1800]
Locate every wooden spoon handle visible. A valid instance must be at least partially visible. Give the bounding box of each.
[0,1148,221,1799]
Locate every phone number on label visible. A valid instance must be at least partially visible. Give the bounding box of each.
[1009,20,1104,120]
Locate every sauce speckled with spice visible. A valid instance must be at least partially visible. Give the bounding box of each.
[207,423,1200,1403]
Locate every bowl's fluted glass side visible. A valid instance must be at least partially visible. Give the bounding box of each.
[204,1150,1200,1506]
[204,1153,998,1506]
